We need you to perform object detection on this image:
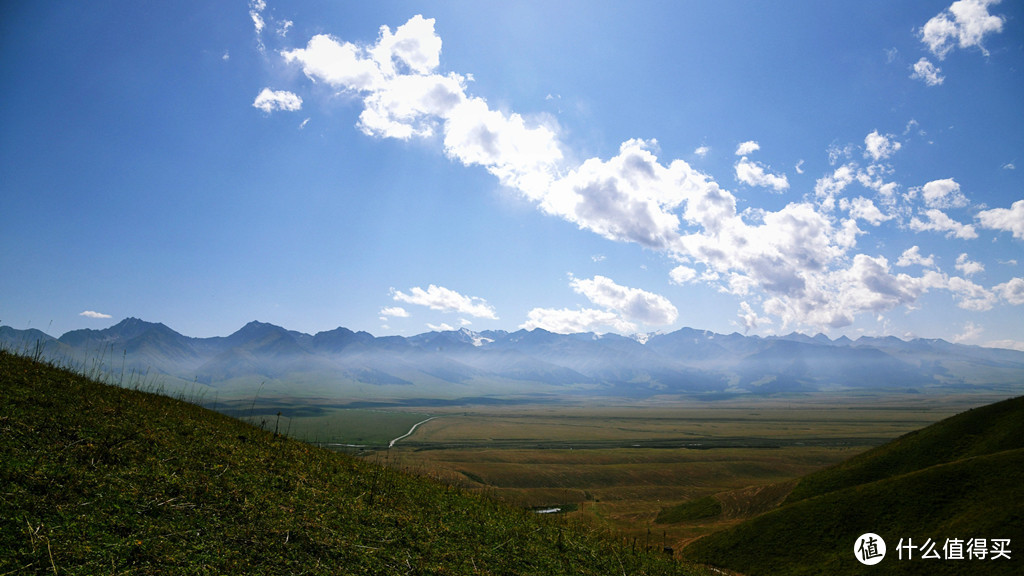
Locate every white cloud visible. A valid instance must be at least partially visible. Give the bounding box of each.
[896,246,935,268]
[570,275,678,325]
[281,15,562,199]
[735,157,789,192]
[995,277,1024,305]
[519,307,635,334]
[736,301,771,334]
[278,15,1021,335]
[79,310,112,319]
[541,138,699,250]
[794,160,805,175]
[277,20,293,38]
[864,130,902,161]
[391,284,498,319]
[910,58,945,86]
[813,164,855,211]
[379,306,409,318]
[694,145,710,158]
[426,322,455,332]
[520,275,678,334]
[909,208,978,239]
[955,253,984,276]
[841,196,891,225]
[249,0,267,51]
[953,321,983,343]
[919,178,968,208]
[669,265,698,285]
[977,199,1024,239]
[919,0,1006,59]
[735,141,760,156]
[1002,162,1016,170]
[945,275,997,310]
[252,88,303,113]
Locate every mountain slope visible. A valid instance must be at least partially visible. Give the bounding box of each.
[4,318,1024,400]
[0,350,702,575]
[682,396,1024,575]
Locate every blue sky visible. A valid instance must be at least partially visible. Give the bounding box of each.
[2,1,1022,348]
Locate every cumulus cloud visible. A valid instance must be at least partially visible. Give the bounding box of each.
[995,277,1024,305]
[919,178,968,209]
[252,88,303,113]
[570,275,678,326]
[79,310,112,319]
[977,199,1024,239]
[669,265,698,285]
[379,306,409,318]
[541,138,702,249]
[919,0,1006,59]
[519,307,635,334]
[909,209,978,239]
[841,196,891,225]
[736,301,771,334]
[735,141,760,156]
[391,284,498,319]
[735,157,789,192]
[945,275,997,310]
[910,57,945,86]
[896,245,935,268]
[956,253,985,276]
[276,15,1019,334]
[694,145,710,158]
[864,130,901,161]
[281,15,562,199]
[520,275,678,334]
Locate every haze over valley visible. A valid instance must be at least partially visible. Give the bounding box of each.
[4,317,1022,406]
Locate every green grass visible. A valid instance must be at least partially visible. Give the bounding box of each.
[682,395,1024,575]
[784,395,1024,504]
[0,350,708,575]
[655,497,722,524]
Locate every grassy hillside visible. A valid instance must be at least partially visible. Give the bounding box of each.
[785,395,1024,504]
[683,395,1024,575]
[0,351,706,575]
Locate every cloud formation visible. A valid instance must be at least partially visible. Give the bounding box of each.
[919,0,1006,59]
[977,200,1024,239]
[909,208,978,239]
[272,15,1023,334]
[252,88,302,113]
[910,58,945,86]
[521,275,677,334]
[864,130,902,161]
[391,284,498,319]
[735,156,789,192]
[79,310,112,319]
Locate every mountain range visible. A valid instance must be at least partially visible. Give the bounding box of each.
[3,318,1023,402]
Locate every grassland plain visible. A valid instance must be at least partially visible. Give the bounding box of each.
[683,395,1024,575]
[382,398,980,549]
[0,350,710,575]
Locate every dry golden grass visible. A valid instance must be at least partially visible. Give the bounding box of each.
[386,396,978,550]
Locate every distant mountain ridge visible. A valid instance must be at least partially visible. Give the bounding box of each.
[2,318,1023,400]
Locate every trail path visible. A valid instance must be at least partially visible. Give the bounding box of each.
[388,416,437,448]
